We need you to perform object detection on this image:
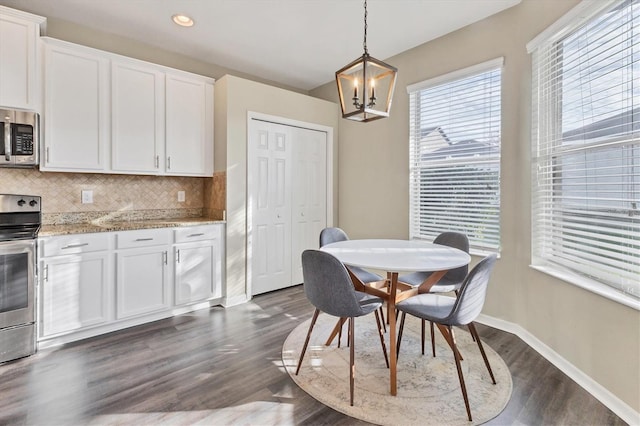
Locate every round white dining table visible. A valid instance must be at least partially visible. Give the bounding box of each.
[320,239,471,396]
[320,238,471,272]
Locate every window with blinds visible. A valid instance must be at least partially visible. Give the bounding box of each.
[530,0,639,302]
[408,59,502,253]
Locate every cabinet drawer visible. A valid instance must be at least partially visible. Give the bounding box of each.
[174,225,219,243]
[40,233,109,257]
[116,228,170,249]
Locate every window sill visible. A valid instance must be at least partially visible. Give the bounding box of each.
[529,264,640,311]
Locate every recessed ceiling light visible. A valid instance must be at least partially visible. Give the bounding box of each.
[172,14,194,27]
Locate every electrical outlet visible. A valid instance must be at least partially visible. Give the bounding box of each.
[81,190,93,204]
[177,191,186,202]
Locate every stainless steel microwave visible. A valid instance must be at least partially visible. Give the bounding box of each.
[0,109,38,168]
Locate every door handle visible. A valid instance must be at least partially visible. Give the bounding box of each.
[4,119,10,161]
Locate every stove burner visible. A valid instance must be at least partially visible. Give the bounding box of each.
[0,194,42,241]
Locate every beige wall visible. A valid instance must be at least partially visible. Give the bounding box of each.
[311,0,639,414]
[215,75,339,305]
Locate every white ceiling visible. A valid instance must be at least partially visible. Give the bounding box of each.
[0,0,521,91]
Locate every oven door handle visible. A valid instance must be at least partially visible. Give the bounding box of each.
[4,119,10,161]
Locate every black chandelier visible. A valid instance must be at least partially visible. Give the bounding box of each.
[335,0,398,122]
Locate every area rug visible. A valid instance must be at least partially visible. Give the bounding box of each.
[282,312,512,425]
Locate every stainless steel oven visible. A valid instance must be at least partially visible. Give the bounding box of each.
[0,194,40,363]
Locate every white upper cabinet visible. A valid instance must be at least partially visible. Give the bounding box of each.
[111,60,165,174]
[165,73,214,176]
[41,38,109,172]
[0,6,45,110]
[40,37,214,176]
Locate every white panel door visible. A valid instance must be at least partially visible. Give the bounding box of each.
[291,127,327,284]
[249,120,292,295]
[111,60,164,173]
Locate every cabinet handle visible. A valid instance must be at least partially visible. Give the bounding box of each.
[135,238,153,242]
[176,249,181,263]
[61,243,89,249]
[155,155,159,168]
[163,251,168,265]
[44,264,49,282]
[46,147,50,163]
[167,156,171,170]
[187,233,205,238]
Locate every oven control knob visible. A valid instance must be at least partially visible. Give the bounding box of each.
[29,200,38,207]
[17,199,26,206]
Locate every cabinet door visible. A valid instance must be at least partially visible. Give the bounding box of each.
[165,74,213,176]
[249,120,292,295]
[42,39,109,171]
[0,10,41,110]
[291,127,327,284]
[111,60,164,173]
[40,252,110,337]
[116,246,169,319]
[174,239,222,305]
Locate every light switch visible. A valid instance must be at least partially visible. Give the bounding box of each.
[81,190,93,204]
[177,191,186,202]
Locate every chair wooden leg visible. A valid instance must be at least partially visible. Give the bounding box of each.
[421,319,425,355]
[349,317,355,406]
[450,326,473,422]
[296,308,320,375]
[431,321,436,357]
[396,311,406,360]
[379,306,386,333]
[374,309,390,368]
[468,322,496,384]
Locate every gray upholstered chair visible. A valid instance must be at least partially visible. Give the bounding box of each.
[319,227,387,332]
[319,227,384,284]
[396,253,498,422]
[398,231,469,356]
[296,249,389,406]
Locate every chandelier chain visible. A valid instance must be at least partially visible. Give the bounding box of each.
[363,0,368,55]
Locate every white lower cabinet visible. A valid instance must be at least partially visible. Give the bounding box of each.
[116,245,170,319]
[38,232,112,339]
[174,225,222,305]
[38,224,225,346]
[40,251,111,337]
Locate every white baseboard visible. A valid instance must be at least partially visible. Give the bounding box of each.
[476,314,640,426]
[222,294,250,308]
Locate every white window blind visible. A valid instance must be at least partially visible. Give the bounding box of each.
[530,0,640,301]
[408,59,502,252]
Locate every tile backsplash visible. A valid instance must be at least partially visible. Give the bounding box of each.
[0,168,224,223]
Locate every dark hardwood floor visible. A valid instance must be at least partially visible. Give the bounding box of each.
[0,285,627,425]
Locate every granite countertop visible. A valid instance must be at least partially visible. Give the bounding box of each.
[40,218,226,237]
